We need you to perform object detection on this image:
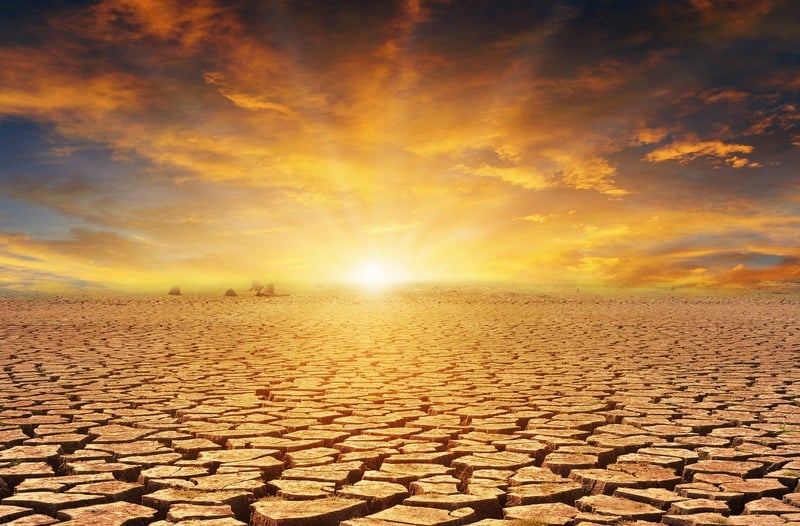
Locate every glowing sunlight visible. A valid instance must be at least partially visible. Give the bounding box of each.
[348,259,408,289]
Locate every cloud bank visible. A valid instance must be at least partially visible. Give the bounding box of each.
[0,0,798,291]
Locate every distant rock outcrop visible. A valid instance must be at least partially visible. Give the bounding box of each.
[249,280,262,291]
[256,283,276,296]
[225,288,237,297]
[168,286,181,296]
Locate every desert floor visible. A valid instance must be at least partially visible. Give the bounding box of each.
[1,288,799,526]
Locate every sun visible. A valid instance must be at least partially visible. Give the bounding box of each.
[349,258,407,289]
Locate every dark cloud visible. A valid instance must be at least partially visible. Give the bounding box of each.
[0,0,94,45]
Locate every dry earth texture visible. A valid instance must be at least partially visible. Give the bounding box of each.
[1,288,800,526]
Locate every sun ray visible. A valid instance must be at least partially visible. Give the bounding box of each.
[348,258,409,289]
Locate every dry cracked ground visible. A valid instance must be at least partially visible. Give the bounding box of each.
[1,288,800,526]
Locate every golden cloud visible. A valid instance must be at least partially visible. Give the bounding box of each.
[566,256,621,274]
[455,163,550,190]
[644,139,757,167]
[0,47,145,119]
[559,158,629,196]
[519,214,554,223]
[0,1,797,291]
[630,127,669,146]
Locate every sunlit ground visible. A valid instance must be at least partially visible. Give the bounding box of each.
[1,290,799,524]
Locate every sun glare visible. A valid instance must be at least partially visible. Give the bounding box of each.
[349,259,406,289]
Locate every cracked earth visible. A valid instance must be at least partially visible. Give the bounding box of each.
[1,289,799,526]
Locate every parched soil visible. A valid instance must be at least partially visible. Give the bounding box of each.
[1,289,799,526]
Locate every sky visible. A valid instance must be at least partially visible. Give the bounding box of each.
[0,0,798,292]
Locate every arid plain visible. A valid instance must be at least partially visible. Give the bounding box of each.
[1,288,799,526]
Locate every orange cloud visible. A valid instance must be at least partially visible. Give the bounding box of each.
[0,1,798,291]
[566,256,622,275]
[714,261,800,288]
[630,128,669,146]
[699,89,749,104]
[559,158,629,196]
[0,47,146,120]
[644,140,757,167]
[519,214,554,223]
[56,0,227,50]
[455,163,550,191]
[689,0,777,33]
